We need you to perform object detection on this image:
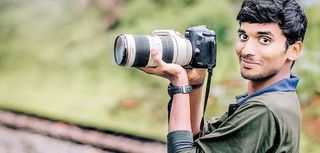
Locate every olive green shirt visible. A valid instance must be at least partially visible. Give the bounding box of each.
[168,91,301,153]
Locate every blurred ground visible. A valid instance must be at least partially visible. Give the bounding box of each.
[0,110,166,153]
[0,126,110,153]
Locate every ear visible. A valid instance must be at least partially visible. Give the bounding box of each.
[287,41,303,61]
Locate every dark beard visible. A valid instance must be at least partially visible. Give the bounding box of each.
[241,69,277,82]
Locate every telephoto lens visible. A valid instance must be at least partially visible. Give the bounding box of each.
[114,30,193,67]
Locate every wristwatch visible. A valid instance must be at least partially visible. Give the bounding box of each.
[167,83,192,97]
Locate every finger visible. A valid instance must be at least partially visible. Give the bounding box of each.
[151,49,166,66]
[138,67,155,74]
[138,67,164,76]
[136,67,144,72]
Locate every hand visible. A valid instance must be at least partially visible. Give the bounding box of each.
[186,68,206,85]
[138,49,188,85]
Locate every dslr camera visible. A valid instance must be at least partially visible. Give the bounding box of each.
[114,25,216,68]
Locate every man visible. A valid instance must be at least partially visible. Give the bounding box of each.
[140,0,308,152]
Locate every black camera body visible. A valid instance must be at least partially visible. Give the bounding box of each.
[185,25,217,69]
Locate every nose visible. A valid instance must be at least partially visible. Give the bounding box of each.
[237,40,257,57]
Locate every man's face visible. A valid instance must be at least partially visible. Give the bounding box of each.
[235,22,290,81]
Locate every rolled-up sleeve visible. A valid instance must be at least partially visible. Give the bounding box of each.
[167,130,193,153]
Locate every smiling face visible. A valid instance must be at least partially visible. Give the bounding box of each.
[235,22,292,82]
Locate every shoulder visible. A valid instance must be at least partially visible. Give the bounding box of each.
[248,91,300,116]
[250,91,299,106]
[244,91,301,128]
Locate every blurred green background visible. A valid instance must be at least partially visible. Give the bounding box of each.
[0,0,319,152]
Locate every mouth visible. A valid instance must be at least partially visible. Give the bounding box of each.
[240,58,261,69]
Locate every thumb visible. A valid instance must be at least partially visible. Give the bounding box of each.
[151,49,165,66]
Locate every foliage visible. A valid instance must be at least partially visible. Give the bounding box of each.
[295,6,320,102]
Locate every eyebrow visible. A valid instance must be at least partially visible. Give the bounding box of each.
[238,29,245,33]
[238,29,274,36]
[257,31,273,36]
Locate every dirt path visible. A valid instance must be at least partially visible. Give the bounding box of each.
[0,125,112,153]
[0,109,166,153]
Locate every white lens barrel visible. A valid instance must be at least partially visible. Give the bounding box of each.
[114,31,193,67]
[171,34,192,66]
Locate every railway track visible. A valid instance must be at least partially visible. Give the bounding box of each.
[0,109,166,153]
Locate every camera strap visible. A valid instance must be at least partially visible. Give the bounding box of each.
[199,65,214,133]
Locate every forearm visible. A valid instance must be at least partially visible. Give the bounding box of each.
[169,89,192,132]
[186,69,206,136]
[168,92,195,153]
[167,75,196,153]
[189,86,203,136]
[168,71,193,132]
[167,81,204,134]
[166,70,206,152]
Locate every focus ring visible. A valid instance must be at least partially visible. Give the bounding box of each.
[132,35,150,67]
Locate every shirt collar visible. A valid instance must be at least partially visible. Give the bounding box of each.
[236,74,299,106]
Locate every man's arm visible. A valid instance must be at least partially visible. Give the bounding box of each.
[168,76,192,132]
[167,69,205,135]
[139,49,193,133]
[186,69,206,136]
[167,83,194,153]
[189,86,203,136]
[166,86,204,153]
[139,50,206,152]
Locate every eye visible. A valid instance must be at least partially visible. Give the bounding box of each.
[258,37,271,45]
[239,34,248,42]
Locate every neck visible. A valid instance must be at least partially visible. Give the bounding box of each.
[247,69,291,95]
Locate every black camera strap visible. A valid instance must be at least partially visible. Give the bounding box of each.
[198,37,216,135]
[199,64,214,134]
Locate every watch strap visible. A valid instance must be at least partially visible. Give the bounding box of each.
[168,83,192,97]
